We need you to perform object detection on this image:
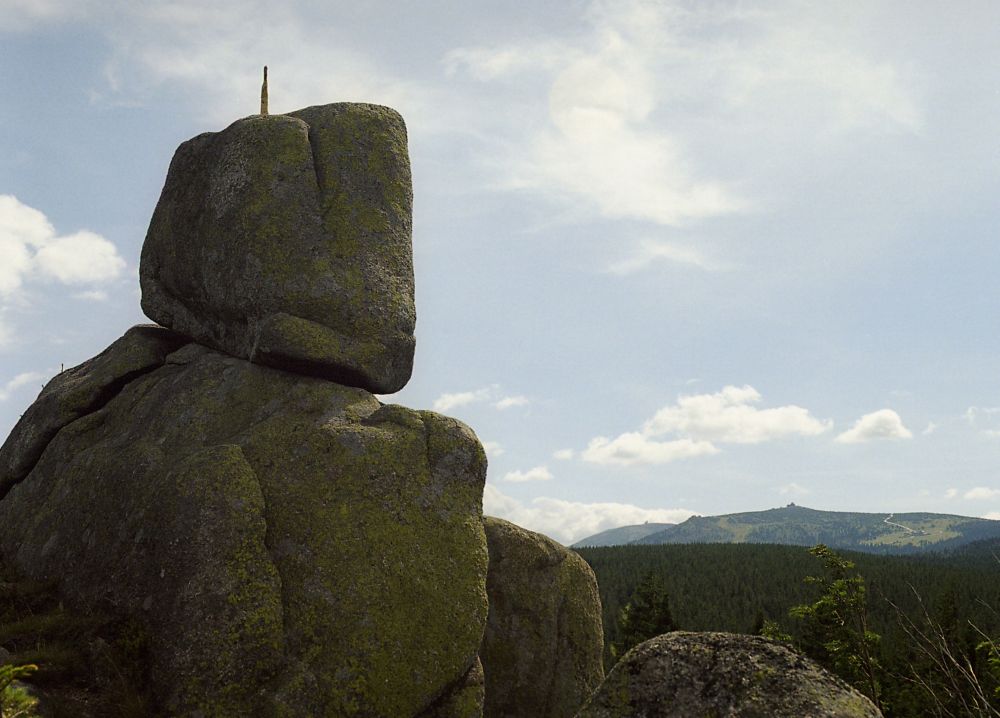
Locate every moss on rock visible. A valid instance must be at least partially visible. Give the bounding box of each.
[576,632,883,718]
[0,324,186,500]
[0,335,487,717]
[139,104,415,394]
[480,517,604,718]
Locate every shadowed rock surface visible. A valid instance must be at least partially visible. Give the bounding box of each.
[140,103,415,394]
[576,631,883,718]
[0,332,487,717]
[481,517,604,718]
[421,658,486,718]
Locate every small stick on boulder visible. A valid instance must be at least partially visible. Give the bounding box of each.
[260,66,268,116]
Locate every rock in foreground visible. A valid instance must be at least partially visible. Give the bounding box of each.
[0,329,486,717]
[577,632,882,718]
[140,103,415,394]
[481,517,604,718]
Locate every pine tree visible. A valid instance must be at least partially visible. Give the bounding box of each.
[613,571,677,659]
[789,544,882,709]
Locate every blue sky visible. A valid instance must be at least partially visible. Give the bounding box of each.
[2,0,1000,543]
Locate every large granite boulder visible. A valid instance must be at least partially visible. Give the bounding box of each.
[0,328,487,717]
[140,103,415,394]
[577,632,883,718]
[481,517,604,718]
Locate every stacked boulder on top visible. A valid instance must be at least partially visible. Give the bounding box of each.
[140,103,416,393]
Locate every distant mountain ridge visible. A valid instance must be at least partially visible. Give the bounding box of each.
[574,505,1000,554]
[572,522,674,548]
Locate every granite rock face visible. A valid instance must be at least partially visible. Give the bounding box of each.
[139,103,415,394]
[480,517,604,718]
[0,324,186,501]
[576,632,883,718]
[0,332,487,717]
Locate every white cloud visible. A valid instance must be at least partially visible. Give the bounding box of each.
[583,433,718,466]
[503,466,553,483]
[0,371,47,401]
[432,385,528,413]
[0,0,96,31]
[483,483,697,544]
[644,385,831,444]
[965,406,1000,424]
[0,196,50,295]
[983,512,1000,521]
[778,482,809,496]
[922,422,938,435]
[448,1,920,228]
[553,448,574,460]
[582,385,828,467]
[944,488,958,500]
[494,395,529,410]
[433,387,493,412]
[965,407,1000,437]
[74,289,109,302]
[964,487,1000,501]
[448,9,742,227]
[444,44,562,81]
[482,441,504,458]
[0,195,125,296]
[835,409,913,444]
[607,239,724,275]
[35,231,125,284]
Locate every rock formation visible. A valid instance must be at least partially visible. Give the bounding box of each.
[576,632,883,718]
[0,97,888,718]
[0,103,481,717]
[140,103,415,394]
[480,518,604,718]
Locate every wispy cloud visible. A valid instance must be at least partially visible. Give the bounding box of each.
[965,406,1000,438]
[74,289,110,302]
[482,441,504,458]
[446,1,920,229]
[835,409,912,444]
[483,483,697,544]
[607,239,726,275]
[432,387,494,413]
[964,487,1000,500]
[552,448,574,461]
[91,0,433,127]
[0,370,47,401]
[432,385,530,413]
[0,0,99,31]
[494,395,529,410]
[503,466,553,483]
[778,482,809,496]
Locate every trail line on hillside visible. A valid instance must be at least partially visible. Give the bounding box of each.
[883,514,918,534]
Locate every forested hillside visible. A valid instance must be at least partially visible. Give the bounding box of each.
[576,542,1000,716]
